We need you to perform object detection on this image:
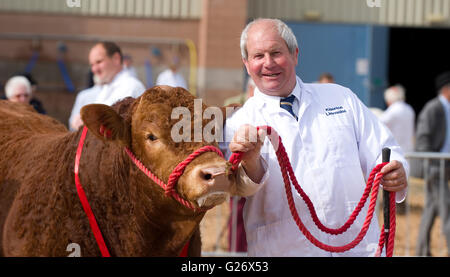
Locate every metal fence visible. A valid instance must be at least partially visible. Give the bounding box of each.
[402,152,450,256]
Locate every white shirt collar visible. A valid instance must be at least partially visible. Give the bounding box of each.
[253,76,302,110]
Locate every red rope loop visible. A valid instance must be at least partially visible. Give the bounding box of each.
[229,125,396,256]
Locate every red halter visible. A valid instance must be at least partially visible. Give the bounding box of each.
[124,144,225,211]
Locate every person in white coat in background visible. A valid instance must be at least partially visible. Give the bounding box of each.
[380,85,415,153]
[69,42,146,130]
[222,18,409,257]
[156,56,188,90]
[89,41,145,106]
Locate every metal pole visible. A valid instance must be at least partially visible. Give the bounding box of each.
[382,147,391,251]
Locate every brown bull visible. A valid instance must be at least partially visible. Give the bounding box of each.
[0,86,236,256]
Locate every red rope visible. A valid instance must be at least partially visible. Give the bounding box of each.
[125,145,224,211]
[229,125,396,256]
[74,127,111,257]
[75,123,396,256]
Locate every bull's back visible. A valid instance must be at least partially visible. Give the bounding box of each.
[0,100,67,135]
[0,100,73,255]
[0,100,70,185]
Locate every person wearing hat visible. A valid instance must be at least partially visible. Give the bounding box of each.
[415,71,450,256]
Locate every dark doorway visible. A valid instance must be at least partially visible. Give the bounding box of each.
[388,27,450,116]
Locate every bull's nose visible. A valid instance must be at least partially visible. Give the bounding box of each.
[195,166,231,207]
[195,165,231,195]
[199,167,225,182]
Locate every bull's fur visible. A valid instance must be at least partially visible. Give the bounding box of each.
[0,87,232,256]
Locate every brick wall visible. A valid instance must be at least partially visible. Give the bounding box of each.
[0,0,249,127]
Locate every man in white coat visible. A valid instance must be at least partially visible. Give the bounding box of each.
[89,42,145,106]
[223,18,409,257]
[69,42,146,130]
[380,85,415,153]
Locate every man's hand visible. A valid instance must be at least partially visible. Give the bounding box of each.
[380,160,408,192]
[229,124,266,183]
[70,114,84,131]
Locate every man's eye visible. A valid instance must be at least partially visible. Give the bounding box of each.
[147,134,158,141]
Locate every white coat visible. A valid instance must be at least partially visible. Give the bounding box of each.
[223,76,408,257]
[94,69,146,106]
[380,101,415,153]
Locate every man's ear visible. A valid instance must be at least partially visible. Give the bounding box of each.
[112,52,122,66]
[243,58,250,75]
[80,104,131,147]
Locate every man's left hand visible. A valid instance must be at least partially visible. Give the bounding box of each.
[380,160,408,192]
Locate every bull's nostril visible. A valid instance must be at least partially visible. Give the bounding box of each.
[199,166,226,182]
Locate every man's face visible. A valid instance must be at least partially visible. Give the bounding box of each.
[9,84,31,103]
[443,85,450,101]
[89,44,121,85]
[243,21,298,97]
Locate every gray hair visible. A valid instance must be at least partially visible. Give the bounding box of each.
[384,85,405,104]
[5,76,32,99]
[240,18,298,60]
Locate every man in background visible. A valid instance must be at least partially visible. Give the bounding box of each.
[156,56,187,90]
[415,71,450,256]
[380,85,415,153]
[69,41,146,130]
[318,72,334,84]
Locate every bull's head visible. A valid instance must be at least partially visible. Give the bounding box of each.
[81,86,237,211]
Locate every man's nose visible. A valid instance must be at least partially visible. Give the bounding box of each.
[263,53,275,67]
[91,65,99,74]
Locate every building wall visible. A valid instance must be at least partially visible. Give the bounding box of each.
[249,0,450,27]
[0,0,202,19]
[0,0,248,127]
[197,0,248,105]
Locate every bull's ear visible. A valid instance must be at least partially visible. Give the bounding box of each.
[80,104,131,147]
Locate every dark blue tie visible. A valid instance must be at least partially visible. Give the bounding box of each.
[280,95,297,120]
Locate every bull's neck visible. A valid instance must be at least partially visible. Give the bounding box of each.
[77,137,140,256]
[131,169,206,256]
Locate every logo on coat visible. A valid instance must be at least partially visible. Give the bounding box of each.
[325,106,347,116]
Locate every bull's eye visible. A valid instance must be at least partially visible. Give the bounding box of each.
[146,134,158,141]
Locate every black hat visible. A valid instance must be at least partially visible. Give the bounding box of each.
[435,71,450,91]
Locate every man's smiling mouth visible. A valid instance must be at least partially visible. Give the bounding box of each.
[262,73,281,77]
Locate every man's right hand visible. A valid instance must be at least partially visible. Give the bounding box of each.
[229,124,266,183]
